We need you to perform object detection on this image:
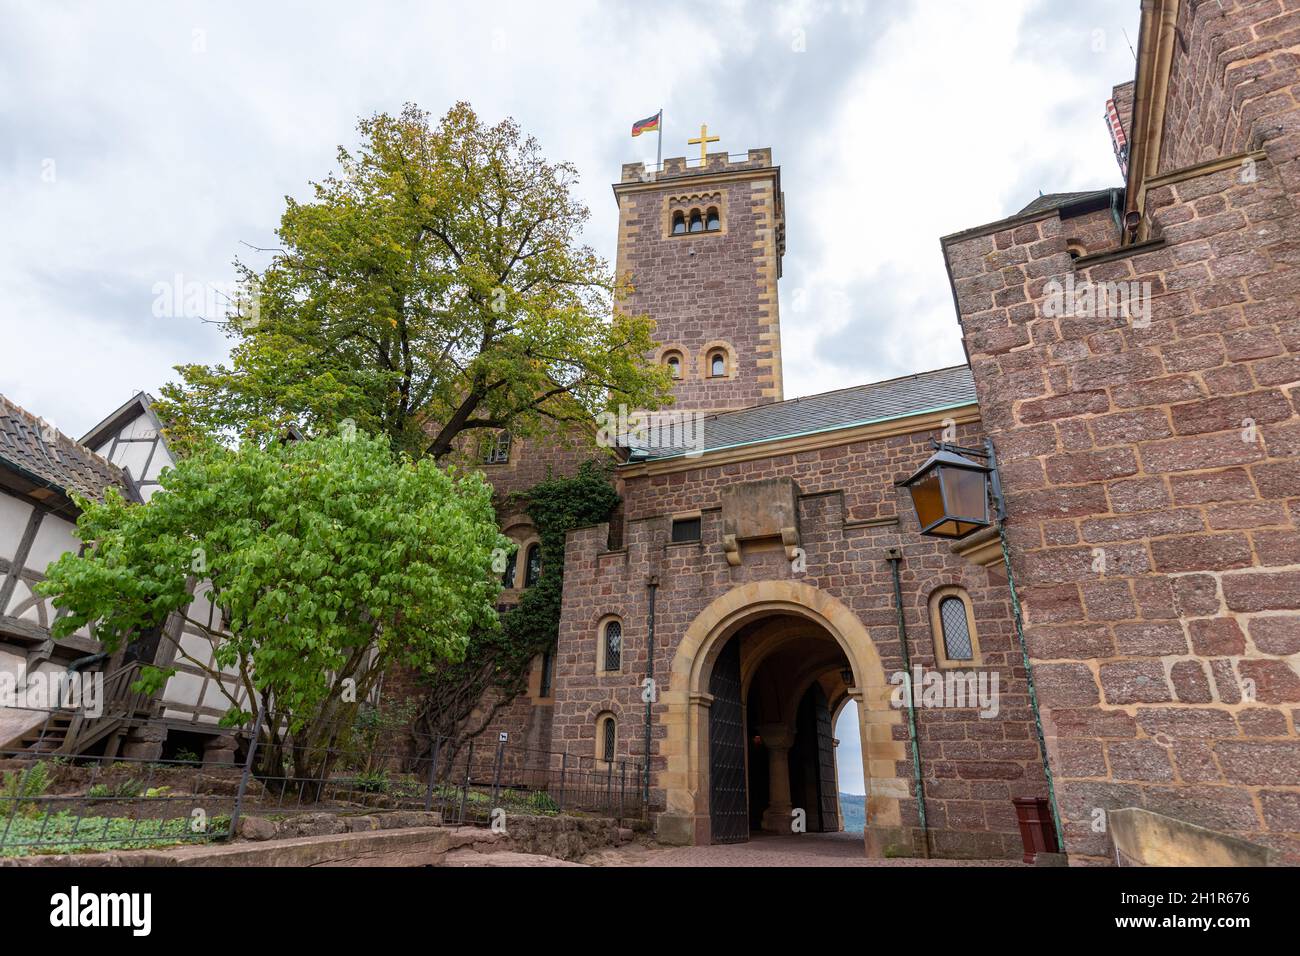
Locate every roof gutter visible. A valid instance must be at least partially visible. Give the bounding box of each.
[1124,0,1180,243]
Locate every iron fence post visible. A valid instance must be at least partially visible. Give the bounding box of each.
[605,758,613,810]
[490,738,504,809]
[423,736,441,813]
[557,752,567,812]
[619,761,626,824]
[228,698,265,840]
[458,740,474,824]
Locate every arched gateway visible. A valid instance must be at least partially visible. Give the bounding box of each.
[654,580,910,855]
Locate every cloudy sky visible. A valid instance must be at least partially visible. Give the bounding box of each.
[0,0,1138,441]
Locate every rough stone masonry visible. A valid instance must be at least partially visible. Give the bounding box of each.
[942,0,1300,864]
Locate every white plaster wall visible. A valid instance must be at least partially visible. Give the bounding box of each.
[26,513,78,574]
[0,494,34,561]
[110,440,151,480]
[0,648,26,685]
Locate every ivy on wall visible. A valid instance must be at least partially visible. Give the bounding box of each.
[413,459,620,751]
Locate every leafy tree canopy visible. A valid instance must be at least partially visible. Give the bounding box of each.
[38,430,509,759]
[158,102,671,458]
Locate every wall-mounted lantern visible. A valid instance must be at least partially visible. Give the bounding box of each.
[898,440,1005,540]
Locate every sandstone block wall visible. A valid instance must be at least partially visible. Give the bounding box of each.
[943,10,1300,858]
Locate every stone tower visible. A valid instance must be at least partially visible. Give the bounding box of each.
[613,147,785,412]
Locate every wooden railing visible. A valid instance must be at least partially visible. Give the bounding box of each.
[60,660,153,754]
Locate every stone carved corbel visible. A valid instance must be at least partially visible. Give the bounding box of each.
[719,478,801,568]
[781,526,799,561]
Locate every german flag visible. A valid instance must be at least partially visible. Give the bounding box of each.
[631,112,660,137]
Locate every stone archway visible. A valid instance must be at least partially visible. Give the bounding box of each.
[655,580,908,855]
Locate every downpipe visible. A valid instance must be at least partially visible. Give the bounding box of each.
[885,548,930,859]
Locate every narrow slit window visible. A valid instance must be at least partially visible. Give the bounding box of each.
[524,544,541,587]
[539,649,553,697]
[501,548,517,588]
[604,619,622,672]
[602,716,616,762]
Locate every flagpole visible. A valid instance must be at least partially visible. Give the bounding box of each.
[656,108,663,173]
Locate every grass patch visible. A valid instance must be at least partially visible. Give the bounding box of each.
[0,812,231,857]
[428,785,561,816]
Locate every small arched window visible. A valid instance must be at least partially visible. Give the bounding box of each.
[689,210,704,233]
[929,586,980,666]
[939,597,973,660]
[672,211,686,235]
[598,714,617,763]
[501,548,517,588]
[524,543,542,588]
[665,353,682,378]
[706,207,720,231]
[709,351,726,377]
[602,619,622,672]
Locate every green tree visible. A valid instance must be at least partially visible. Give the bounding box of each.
[158,101,671,458]
[38,430,508,775]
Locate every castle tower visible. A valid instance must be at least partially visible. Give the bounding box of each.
[613,144,785,412]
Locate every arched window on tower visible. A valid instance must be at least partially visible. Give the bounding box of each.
[664,350,683,378]
[524,543,542,587]
[672,211,686,235]
[706,206,720,231]
[709,351,727,378]
[689,210,704,233]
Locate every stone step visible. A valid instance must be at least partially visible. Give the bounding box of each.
[443,848,585,867]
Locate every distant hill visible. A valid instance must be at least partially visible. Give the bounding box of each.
[840,792,865,833]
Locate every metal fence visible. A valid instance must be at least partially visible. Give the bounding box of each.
[0,703,643,858]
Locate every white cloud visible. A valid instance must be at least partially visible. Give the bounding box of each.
[0,0,1139,434]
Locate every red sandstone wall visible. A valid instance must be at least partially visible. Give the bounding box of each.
[944,122,1300,861]
[1158,0,1300,174]
[1062,207,1123,259]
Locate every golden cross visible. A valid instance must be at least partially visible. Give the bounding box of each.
[687,123,720,163]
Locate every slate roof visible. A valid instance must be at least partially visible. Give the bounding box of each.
[628,364,978,461]
[1017,189,1113,215]
[0,394,130,503]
